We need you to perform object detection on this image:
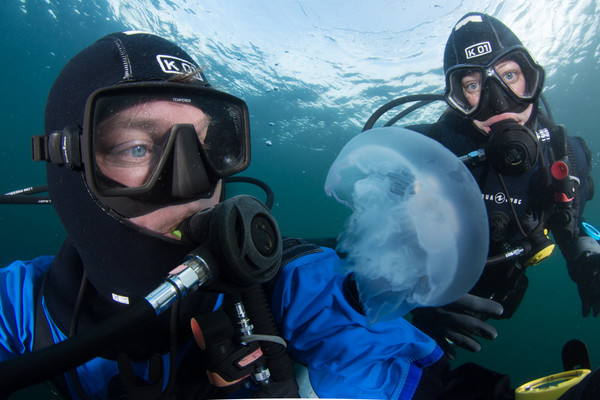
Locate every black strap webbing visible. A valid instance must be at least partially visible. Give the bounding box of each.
[33,274,72,398]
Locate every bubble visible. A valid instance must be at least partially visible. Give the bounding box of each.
[325,127,489,323]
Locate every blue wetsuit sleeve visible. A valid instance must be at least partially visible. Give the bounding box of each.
[0,257,53,360]
[270,247,442,399]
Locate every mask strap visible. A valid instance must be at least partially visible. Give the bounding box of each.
[32,125,82,170]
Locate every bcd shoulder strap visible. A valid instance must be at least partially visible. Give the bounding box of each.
[33,274,72,398]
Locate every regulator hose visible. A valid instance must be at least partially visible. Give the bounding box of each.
[241,284,300,397]
[362,94,444,132]
[0,247,215,394]
[0,300,156,393]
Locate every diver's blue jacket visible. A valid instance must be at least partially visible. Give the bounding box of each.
[271,239,443,399]
[0,240,442,399]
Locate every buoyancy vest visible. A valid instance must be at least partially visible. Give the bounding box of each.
[409,108,594,318]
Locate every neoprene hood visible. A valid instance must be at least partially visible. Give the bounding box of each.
[44,32,213,303]
[443,12,523,73]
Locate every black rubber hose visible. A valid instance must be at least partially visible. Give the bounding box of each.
[384,99,438,127]
[241,285,299,397]
[362,94,444,132]
[0,299,157,394]
[0,195,51,204]
[3,185,48,195]
[485,253,514,267]
[0,185,51,204]
[540,94,554,123]
[224,176,275,209]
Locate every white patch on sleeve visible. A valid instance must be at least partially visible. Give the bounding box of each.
[112,293,130,304]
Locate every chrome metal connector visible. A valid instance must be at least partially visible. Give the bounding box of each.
[145,254,212,315]
[234,301,254,338]
[233,301,271,386]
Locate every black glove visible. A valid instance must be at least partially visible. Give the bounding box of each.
[566,236,600,317]
[411,294,504,360]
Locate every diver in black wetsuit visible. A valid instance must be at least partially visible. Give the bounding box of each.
[409,12,600,360]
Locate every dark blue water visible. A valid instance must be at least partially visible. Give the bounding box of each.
[2,0,600,397]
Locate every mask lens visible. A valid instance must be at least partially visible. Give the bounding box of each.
[202,99,248,175]
[93,95,172,191]
[446,68,482,115]
[493,51,542,100]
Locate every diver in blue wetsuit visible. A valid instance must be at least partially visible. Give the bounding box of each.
[409,12,600,360]
[0,31,449,400]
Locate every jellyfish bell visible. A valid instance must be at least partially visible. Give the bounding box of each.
[325,127,489,323]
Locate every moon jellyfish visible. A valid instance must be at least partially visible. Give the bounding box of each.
[325,127,489,323]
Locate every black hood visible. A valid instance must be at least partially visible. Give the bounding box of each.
[443,12,523,73]
[44,32,210,303]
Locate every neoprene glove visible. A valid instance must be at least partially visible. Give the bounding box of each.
[566,236,600,317]
[410,293,504,360]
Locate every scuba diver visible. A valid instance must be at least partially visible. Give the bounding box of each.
[0,30,294,400]
[397,12,600,360]
[0,31,456,400]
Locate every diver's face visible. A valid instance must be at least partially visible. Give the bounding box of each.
[95,100,209,187]
[95,100,220,239]
[461,59,533,132]
[129,181,222,240]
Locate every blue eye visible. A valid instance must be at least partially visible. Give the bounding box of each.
[502,71,514,82]
[129,145,148,158]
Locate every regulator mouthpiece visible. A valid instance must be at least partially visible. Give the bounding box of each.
[177,195,283,288]
[486,120,540,176]
[147,195,283,312]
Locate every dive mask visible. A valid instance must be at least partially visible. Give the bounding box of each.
[35,82,251,217]
[445,47,544,121]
